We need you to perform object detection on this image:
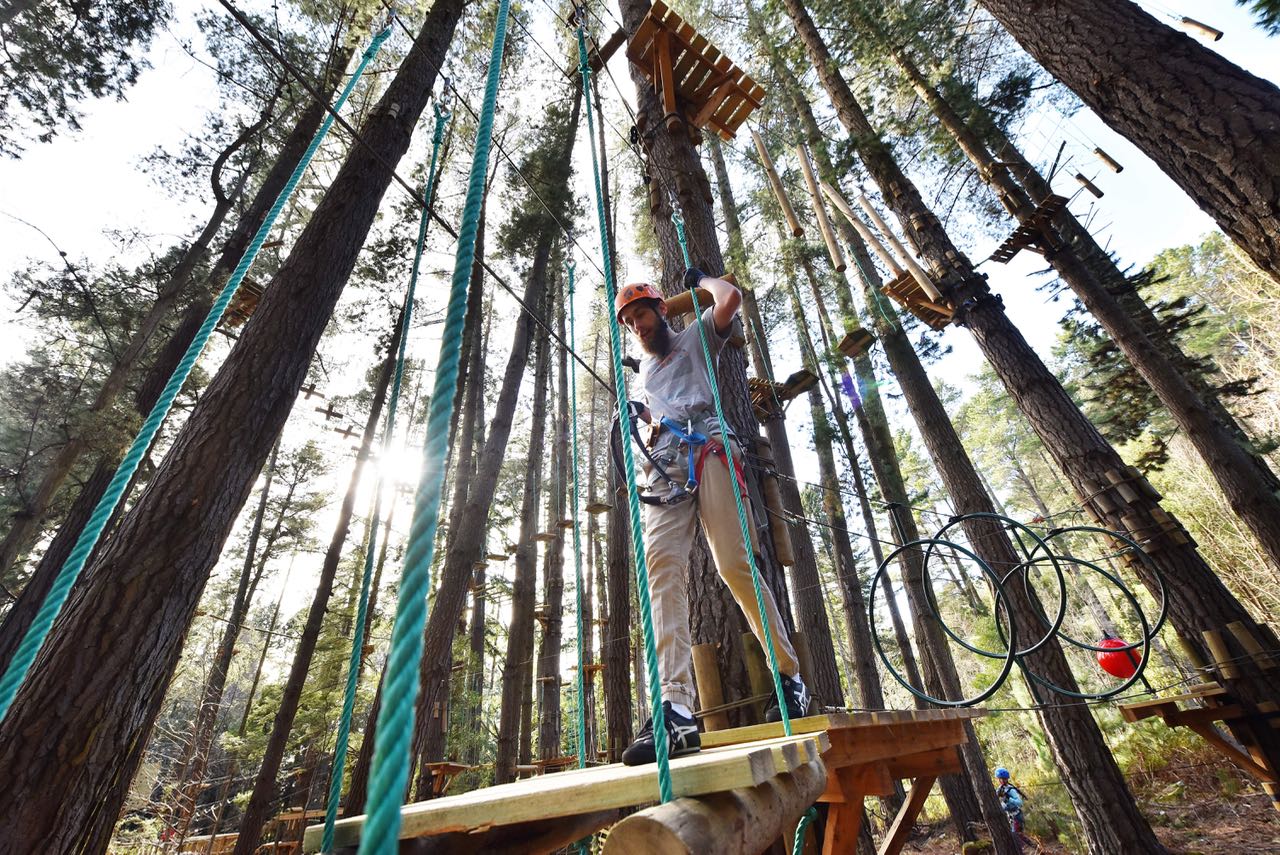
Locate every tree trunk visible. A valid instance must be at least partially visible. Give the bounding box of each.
[412,240,550,771]
[706,133,842,707]
[232,334,397,855]
[537,277,570,761]
[496,265,553,784]
[602,415,633,760]
[171,441,281,842]
[0,102,270,580]
[618,0,792,722]
[895,48,1280,575]
[0,4,463,849]
[976,0,1280,283]
[781,4,1197,847]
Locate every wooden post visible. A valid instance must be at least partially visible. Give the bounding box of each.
[751,129,805,238]
[692,643,732,732]
[876,775,937,855]
[602,758,828,854]
[820,180,904,276]
[1092,147,1124,173]
[1075,173,1104,198]
[795,143,847,272]
[853,194,943,302]
[792,631,815,706]
[743,631,772,720]
[1203,629,1241,679]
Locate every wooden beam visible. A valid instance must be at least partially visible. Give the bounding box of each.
[753,130,804,237]
[885,745,963,779]
[602,758,827,855]
[876,776,936,855]
[821,180,903,277]
[823,767,870,854]
[1186,723,1273,781]
[854,194,943,302]
[795,143,846,272]
[654,31,680,133]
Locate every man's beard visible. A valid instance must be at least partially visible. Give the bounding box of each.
[638,320,672,356]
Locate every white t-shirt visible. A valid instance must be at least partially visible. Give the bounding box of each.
[637,306,728,453]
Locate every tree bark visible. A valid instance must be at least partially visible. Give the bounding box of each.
[495,264,553,784]
[706,133,843,707]
[618,0,792,722]
[537,277,570,761]
[976,0,1280,283]
[781,3,1205,847]
[170,441,281,843]
[0,4,463,849]
[895,48,1280,575]
[232,333,397,855]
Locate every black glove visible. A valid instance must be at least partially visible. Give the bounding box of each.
[682,267,707,292]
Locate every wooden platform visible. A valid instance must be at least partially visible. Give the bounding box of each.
[988,193,1069,263]
[626,0,764,140]
[222,278,266,327]
[748,369,818,421]
[837,327,876,359]
[304,732,827,852]
[880,269,953,330]
[1120,681,1279,811]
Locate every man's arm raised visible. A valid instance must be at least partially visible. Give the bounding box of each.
[683,268,740,336]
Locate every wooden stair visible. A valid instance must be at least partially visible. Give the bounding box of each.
[988,193,1069,263]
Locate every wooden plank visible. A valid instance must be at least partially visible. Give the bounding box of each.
[877,775,937,855]
[823,721,968,770]
[885,745,964,779]
[700,708,982,750]
[306,736,824,851]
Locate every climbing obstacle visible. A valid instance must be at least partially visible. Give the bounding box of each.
[304,732,827,852]
[626,0,764,140]
[987,193,1069,263]
[747,369,818,421]
[222,277,266,327]
[880,269,953,330]
[837,327,876,359]
[1120,679,1280,811]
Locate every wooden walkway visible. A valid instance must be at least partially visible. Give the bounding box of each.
[304,708,983,854]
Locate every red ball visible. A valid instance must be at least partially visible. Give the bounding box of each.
[1096,636,1141,679]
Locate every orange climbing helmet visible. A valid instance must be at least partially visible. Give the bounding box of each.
[615,282,665,322]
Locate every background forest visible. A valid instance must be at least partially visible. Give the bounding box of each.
[0,0,1278,853]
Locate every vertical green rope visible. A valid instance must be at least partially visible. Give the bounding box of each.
[576,22,673,803]
[0,25,392,722]
[566,259,589,773]
[566,259,592,855]
[668,206,792,737]
[358,3,510,851]
[792,805,818,855]
[321,102,450,854]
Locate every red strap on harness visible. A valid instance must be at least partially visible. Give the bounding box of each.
[694,437,748,496]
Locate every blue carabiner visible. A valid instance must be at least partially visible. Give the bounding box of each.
[660,417,708,493]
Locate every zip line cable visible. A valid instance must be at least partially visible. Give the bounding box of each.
[0,23,395,723]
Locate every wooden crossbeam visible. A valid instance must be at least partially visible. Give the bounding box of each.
[877,775,937,855]
[304,734,826,851]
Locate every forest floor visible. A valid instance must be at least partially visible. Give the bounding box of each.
[894,756,1280,854]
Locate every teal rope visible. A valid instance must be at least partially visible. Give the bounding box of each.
[0,26,392,723]
[668,206,792,737]
[576,23,673,803]
[792,806,818,855]
[358,3,510,851]
[567,260,592,855]
[321,102,450,854]
[566,259,588,773]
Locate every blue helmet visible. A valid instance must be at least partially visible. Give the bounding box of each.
[995,767,1010,779]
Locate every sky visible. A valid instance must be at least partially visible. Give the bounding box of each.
[1,0,1277,625]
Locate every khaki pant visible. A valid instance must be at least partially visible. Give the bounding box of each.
[641,437,799,709]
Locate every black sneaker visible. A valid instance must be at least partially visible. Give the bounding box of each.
[765,674,811,722]
[621,701,701,766]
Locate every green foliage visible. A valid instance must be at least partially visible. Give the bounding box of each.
[0,1,170,156]
[1238,0,1280,34]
